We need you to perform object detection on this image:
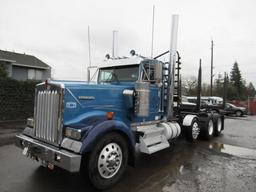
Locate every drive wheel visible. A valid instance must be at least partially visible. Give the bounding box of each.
[185,118,200,142]
[87,133,128,190]
[213,115,223,136]
[200,116,214,140]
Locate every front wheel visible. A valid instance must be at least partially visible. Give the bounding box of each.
[86,133,128,190]
[235,110,243,117]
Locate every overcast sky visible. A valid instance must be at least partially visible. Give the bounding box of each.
[0,0,255,85]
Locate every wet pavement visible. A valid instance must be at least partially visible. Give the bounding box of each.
[0,121,25,146]
[0,116,256,192]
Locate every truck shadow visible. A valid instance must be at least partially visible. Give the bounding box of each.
[30,166,96,192]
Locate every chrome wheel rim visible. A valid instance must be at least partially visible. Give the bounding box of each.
[208,120,214,135]
[236,111,241,116]
[217,118,222,132]
[192,122,200,139]
[98,143,122,179]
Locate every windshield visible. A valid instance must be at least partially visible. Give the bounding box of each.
[227,103,236,108]
[98,65,139,83]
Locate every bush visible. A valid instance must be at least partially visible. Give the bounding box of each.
[0,78,39,121]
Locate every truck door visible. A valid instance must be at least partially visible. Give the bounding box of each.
[140,61,162,121]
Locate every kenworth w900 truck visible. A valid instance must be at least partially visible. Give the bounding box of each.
[16,15,224,189]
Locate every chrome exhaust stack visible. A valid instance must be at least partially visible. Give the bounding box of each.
[167,15,179,120]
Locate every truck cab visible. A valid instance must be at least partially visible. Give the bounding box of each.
[16,56,179,188]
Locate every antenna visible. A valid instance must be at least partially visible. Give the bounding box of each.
[87,26,92,82]
[150,5,155,58]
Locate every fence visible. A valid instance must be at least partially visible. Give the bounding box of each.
[229,98,256,115]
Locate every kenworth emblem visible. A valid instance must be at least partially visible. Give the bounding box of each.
[78,96,95,100]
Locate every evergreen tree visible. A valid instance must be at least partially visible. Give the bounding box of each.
[230,61,246,99]
[247,82,256,98]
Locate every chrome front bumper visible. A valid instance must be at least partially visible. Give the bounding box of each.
[16,134,81,172]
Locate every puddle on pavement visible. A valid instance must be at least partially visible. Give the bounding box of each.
[209,142,256,159]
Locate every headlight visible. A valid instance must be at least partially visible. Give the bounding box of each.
[27,118,34,128]
[64,127,81,140]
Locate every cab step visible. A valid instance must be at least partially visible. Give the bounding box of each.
[137,124,170,154]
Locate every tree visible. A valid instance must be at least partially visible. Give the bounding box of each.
[182,76,197,96]
[201,83,211,96]
[230,61,246,99]
[0,63,8,78]
[247,82,256,98]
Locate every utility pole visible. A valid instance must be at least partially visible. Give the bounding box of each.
[196,59,202,112]
[210,40,214,96]
[223,72,227,109]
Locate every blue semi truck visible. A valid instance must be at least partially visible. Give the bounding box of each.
[16,16,224,189]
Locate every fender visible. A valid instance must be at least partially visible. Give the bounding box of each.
[182,114,198,126]
[80,120,136,155]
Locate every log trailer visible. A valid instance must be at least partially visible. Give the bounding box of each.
[16,15,224,189]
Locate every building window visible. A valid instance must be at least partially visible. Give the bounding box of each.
[28,69,42,80]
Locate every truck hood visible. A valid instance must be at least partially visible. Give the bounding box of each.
[57,81,134,127]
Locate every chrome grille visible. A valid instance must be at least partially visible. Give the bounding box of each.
[34,89,61,144]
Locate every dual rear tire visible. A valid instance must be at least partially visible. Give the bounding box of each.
[213,114,223,136]
[200,113,223,140]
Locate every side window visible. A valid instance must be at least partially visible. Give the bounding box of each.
[140,61,163,84]
[35,70,42,80]
[28,69,42,80]
[28,69,35,79]
[141,64,156,83]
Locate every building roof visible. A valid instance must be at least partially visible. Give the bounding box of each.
[0,50,50,69]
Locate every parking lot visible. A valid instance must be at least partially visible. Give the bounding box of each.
[0,116,255,192]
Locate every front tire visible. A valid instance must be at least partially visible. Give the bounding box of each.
[235,110,243,117]
[86,133,128,190]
